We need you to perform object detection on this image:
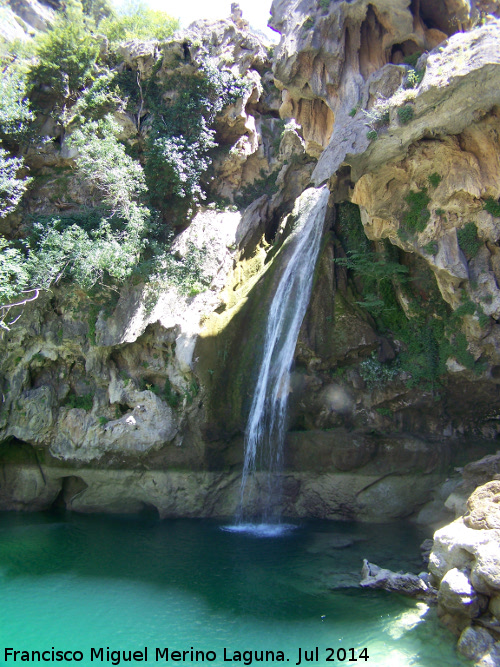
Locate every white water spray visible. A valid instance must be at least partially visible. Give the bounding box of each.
[234,186,329,529]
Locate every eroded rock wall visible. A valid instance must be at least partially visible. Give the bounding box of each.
[3,1,500,522]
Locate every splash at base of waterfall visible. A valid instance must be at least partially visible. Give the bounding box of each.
[221,522,297,537]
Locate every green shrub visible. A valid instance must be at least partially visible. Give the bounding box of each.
[403,52,422,68]
[423,241,438,256]
[397,105,415,125]
[99,2,179,42]
[457,222,481,258]
[484,197,500,217]
[303,17,315,30]
[234,168,280,209]
[404,68,424,89]
[366,130,378,140]
[348,107,357,117]
[144,64,249,220]
[360,353,400,389]
[0,149,32,218]
[63,392,93,411]
[402,188,431,233]
[82,0,113,23]
[0,70,33,137]
[428,173,441,188]
[29,0,99,100]
[0,238,29,304]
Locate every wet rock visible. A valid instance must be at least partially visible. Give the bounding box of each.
[438,568,488,618]
[360,559,434,598]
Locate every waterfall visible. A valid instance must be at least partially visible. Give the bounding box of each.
[236,186,329,529]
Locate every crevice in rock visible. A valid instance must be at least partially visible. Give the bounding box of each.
[53,475,88,509]
[359,5,389,79]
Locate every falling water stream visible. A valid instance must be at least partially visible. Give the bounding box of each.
[230,186,330,533]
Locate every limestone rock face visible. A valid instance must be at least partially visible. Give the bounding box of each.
[438,567,487,618]
[465,481,500,530]
[430,477,500,660]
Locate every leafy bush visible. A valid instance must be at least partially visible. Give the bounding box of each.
[397,105,415,125]
[0,238,29,304]
[144,63,249,220]
[29,0,99,100]
[404,68,424,89]
[360,353,400,389]
[234,168,280,210]
[402,188,430,233]
[63,392,93,411]
[457,222,481,258]
[68,115,148,234]
[82,0,113,23]
[428,173,441,188]
[99,2,179,42]
[0,70,33,137]
[423,241,438,256]
[0,149,32,217]
[403,52,422,68]
[484,197,500,217]
[366,130,378,140]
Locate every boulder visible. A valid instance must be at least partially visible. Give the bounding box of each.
[360,559,434,598]
[465,481,500,530]
[457,626,496,662]
[437,568,487,618]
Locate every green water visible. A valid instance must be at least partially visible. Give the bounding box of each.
[0,513,468,667]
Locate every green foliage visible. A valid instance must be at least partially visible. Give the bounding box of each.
[348,107,357,117]
[403,52,422,68]
[0,149,32,217]
[0,238,29,303]
[366,130,378,140]
[0,70,33,137]
[68,71,125,122]
[98,415,109,425]
[63,392,93,411]
[318,0,330,8]
[303,16,315,30]
[360,353,400,389]
[423,241,438,256]
[22,116,150,293]
[68,115,148,233]
[99,1,179,42]
[457,222,481,258]
[29,0,99,100]
[404,68,424,89]
[144,63,249,220]
[375,407,393,417]
[0,69,33,220]
[336,202,371,255]
[234,168,280,210]
[428,173,441,188]
[157,377,180,408]
[402,188,430,234]
[82,0,114,23]
[484,197,500,217]
[149,241,214,297]
[397,105,415,125]
[435,208,446,218]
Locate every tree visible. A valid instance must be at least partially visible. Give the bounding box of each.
[29,0,99,100]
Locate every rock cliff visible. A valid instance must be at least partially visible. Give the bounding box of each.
[1,0,500,524]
